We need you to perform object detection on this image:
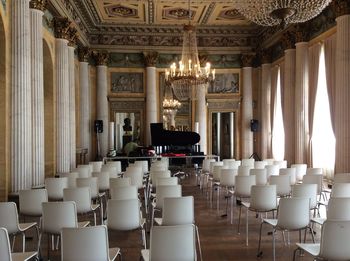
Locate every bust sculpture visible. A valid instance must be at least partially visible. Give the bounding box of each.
[123,118,132,134]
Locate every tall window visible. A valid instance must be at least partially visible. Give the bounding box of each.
[272,67,285,160]
[312,45,335,178]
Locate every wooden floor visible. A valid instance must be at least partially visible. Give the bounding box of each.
[17,170,321,261]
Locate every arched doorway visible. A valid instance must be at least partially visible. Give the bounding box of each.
[43,39,55,177]
[0,11,7,200]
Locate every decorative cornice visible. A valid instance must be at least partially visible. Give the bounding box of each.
[30,0,47,11]
[77,46,91,62]
[332,0,350,18]
[294,24,310,43]
[241,53,255,67]
[281,31,295,50]
[94,52,109,66]
[143,52,158,67]
[67,27,78,47]
[53,17,71,40]
[259,49,272,64]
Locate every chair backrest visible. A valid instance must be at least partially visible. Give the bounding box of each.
[273,160,287,168]
[0,227,12,261]
[105,161,122,174]
[61,225,110,261]
[242,158,255,167]
[134,160,149,174]
[75,165,91,178]
[150,162,167,172]
[264,158,275,166]
[331,183,350,197]
[290,163,307,181]
[76,177,99,199]
[269,175,291,197]
[254,161,268,169]
[238,165,252,176]
[213,165,225,181]
[265,165,280,180]
[220,169,237,187]
[150,170,171,183]
[110,185,138,200]
[45,177,68,200]
[155,185,182,209]
[60,172,79,188]
[107,199,141,230]
[92,171,110,191]
[334,173,350,183]
[250,168,267,185]
[124,166,144,189]
[209,161,224,173]
[291,184,318,210]
[277,197,310,230]
[0,202,20,234]
[149,224,196,261]
[319,220,350,260]
[156,177,178,187]
[250,185,277,211]
[101,165,119,178]
[306,167,323,175]
[234,175,256,198]
[109,177,131,189]
[63,187,92,213]
[302,174,323,195]
[327,197,350,220]
[89,161,103,172]
[42,201,78,234]
[202,159,216,172]
[19,188,48,216]
[279,168,296,185]
[162,196,194,225]
[223,159,236,169]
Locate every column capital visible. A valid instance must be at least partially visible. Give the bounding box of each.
[67,27,78,47]
[143,52,158,67]
[294,24,310,43]
[78,46,91,62]
[241,53,255,68]
[332,0,350,18]
[94,52,109,66]
[281,31,295,50]
[53,17,71,40]
[259,48,272,64]
[30,0,47,11]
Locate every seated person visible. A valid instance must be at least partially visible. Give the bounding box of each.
[123,139,140,156]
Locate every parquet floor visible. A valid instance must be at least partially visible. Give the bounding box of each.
[16,170,321,260]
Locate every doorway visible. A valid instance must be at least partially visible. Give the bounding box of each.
[211,112,235,159]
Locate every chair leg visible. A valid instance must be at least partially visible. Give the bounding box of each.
[37,232,42,259]
[230,194,234,224]
[217,186,220,211]
[195,225,203,261]
[11,235,16,252]
[293,247,300,261]
[245,208,249,246]
[237,204,242,234]
[144,188,148,215]
[257,222,264,257]
[141,228,146,249]
[22,232,25,252]
[272,228,276,261]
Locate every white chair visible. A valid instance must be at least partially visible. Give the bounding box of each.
[238,165,252,176]
[254,161,268,169]
[75,165,92,178]
[40,201,90,259]
[109,177,131,189]
[293,220,350,261]
[0,202,38,252]
[279,168,297,185]
[134,160,149,175]
[61,225,121,261]
[156,177,178,187]
[110,185,138,200]
[292,184,318,217]
[264,158,275,166]
[217,169,237,214]
[89,161,103,172]
[101,165,119,178]
[151,185,182,227]
[45,177,68,201]
[141,224,197,261]
[273,160,287,168]
[0,227,37,261]
[19,189,48,221]
[63,187,101,225]
[223,159,236,169]
[242,158,255,167]
[290,163,307,182]
[330,183,350,197]
[250,169,267,185]
[59,172,79,188]
[105,161,122,174]
[106,199,146,249]
[334,173,350,183]
[124,166,147,213]
[257,197,313,261]
[265,165,279,180]
[92,171,110,193]
[306,167,323,175]
[240,185,277,246]
[269,175,291,197]
[302,174,324,200]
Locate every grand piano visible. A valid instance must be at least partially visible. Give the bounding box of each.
[150,123,203,165]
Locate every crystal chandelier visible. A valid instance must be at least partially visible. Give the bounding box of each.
[165,0,215,101]
[162,83,181,113]
[234,0,332,27]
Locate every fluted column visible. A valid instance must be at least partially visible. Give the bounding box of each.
[294,29,309,164]
[78,47,91,161]
[334,2,350,173]
[30,0,46,187]
[144,52,158,146]
[196,85,207,154]
[54,18,71,173]
[282,33,296,165]
[11,0,32,191]
[241,54,255,158]
[95,52,109,158]
[68,28,77,170]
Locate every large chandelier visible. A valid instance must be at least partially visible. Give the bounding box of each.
[234,0,332,27]
[163,83,181,113]
[165,1,215,101]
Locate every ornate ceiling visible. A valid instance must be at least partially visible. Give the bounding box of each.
[48,0,259,52]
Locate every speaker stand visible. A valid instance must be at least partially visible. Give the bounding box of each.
[96,132,102,161]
